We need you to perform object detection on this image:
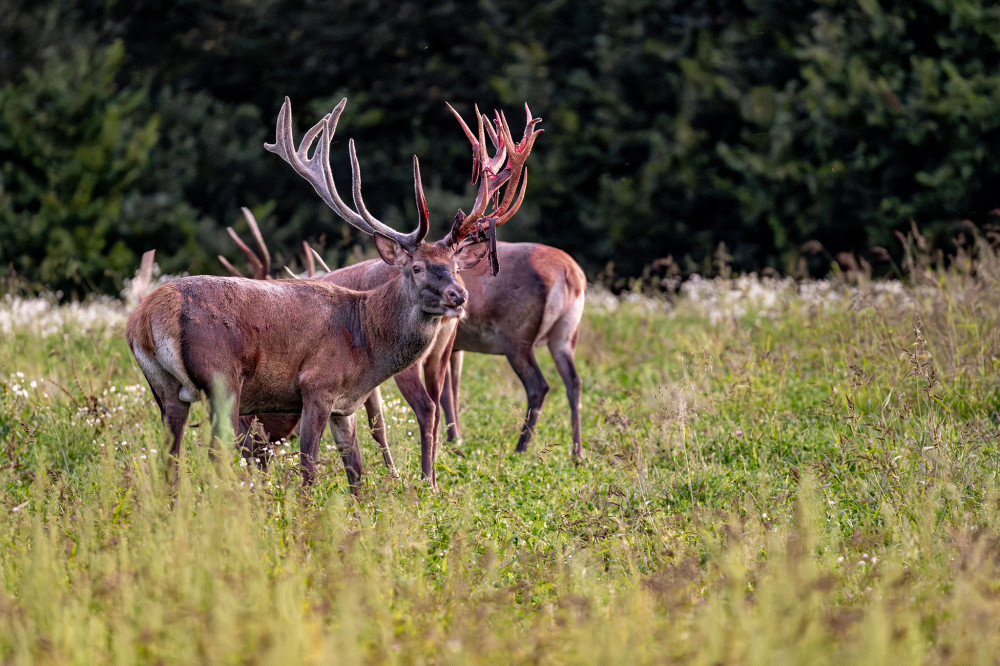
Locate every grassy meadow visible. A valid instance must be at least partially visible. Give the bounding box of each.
[2,240,1000,664]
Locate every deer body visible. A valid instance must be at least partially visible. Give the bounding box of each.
[246,259,458,482]
[128,231,480,492]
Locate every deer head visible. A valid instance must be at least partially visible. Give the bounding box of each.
[440,101,543,270]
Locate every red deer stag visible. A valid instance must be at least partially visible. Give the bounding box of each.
[441,105,586,459]
[126,97,489,494]
[442,241,585,459]
[223,102,541,486]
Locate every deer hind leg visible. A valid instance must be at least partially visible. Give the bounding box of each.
[132,348,192,459]
[146,385,188,488]
[506,347,549,453]
[442,351,464,444]
[548,333,583,460]
[364,388,398,478]
[394,366,437,484]
[329,412,362,496]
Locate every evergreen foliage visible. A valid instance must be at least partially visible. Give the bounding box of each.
[2,0,999,294]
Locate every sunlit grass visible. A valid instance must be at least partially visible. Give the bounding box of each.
[3,241,1000,662]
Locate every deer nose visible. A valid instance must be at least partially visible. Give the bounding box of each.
[446,286,467,307]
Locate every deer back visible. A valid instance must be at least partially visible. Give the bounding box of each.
[127,273,451,416]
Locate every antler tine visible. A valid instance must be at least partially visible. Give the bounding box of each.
[222,208,270,280]
[218,254,246,278]
[484,111,507,176]
[347,140,428,249]
[484,112,501,150]
[490,104,543,223]
[224,227,263,276]
[447,102,486,184]
[299,241,332,277]
[242,207,271,276]
[302,241,316,277]
[307,243,331,273]
[412,155,431,240]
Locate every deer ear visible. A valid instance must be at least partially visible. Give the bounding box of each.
[455,240,489,270]
[374,232,410,267]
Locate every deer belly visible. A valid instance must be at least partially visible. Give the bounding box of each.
[453,323,505,355]
[239,372,303,414]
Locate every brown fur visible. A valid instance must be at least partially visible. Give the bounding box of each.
[125,283,182,357]
[127,235,483,493]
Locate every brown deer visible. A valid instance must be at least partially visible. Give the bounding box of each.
[442,105,586,459]
[126,97,491,493]
[219,208,398,477]
[221,102,541,486]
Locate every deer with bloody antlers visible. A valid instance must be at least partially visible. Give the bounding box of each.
[443,103,585,459]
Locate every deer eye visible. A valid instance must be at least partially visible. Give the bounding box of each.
[412,265,422,274]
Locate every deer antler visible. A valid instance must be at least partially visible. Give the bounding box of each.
[443,101,542,244]
[302,241,331,277]
[219,207,272,280]
[221,208,335,279]
[264,97,430,252]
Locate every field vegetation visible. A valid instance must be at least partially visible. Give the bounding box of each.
[2,233,1000,663]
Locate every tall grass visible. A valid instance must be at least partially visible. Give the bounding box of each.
[2,236,1000,662]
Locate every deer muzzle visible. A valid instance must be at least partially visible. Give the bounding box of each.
[441,285,468,318]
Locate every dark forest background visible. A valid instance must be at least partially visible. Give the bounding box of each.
[2,0,999,297]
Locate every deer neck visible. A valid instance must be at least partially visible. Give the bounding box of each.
[360,274,442,376]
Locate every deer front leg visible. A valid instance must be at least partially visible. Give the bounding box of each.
[298,399,333,487]
[422,349,454,488]
[329,412,362,496]
[394,366,437,485]
[442,350,464,443]
[364,388,398,478]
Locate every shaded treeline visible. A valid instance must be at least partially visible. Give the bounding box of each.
[2,0,999,296]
